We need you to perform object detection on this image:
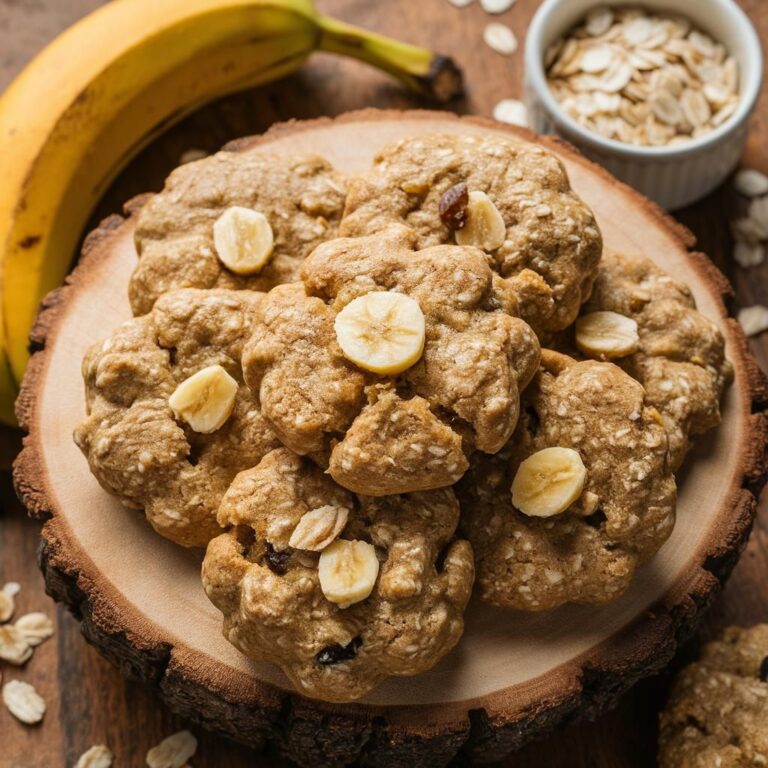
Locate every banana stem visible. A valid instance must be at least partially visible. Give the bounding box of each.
[316,15,462,102]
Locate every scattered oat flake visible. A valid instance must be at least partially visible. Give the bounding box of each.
[75,745,114,768]
[733,241,765,268]
[732,217,768,244]
[288,505,349,552]
[14,612,54,646]
[0,625,33,665]
[738,305,768,337]
[493,99,529,127]
[179,148,208,165]
[483,22,518,55]
[735,169,768,197]
[146,730,198,768]
[2,680,45,724]
[447,0,473,6]
[749,197,768,233]
[480,0,516,13]
[3,582,21,598]
[0,591,13,623]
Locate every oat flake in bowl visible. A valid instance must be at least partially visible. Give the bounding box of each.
[524,0,763,209]
[545,6,740,148]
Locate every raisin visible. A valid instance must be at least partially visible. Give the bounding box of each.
[439,183,469,230]
[759,656,768,682]
[264,542,290,575]
[316,637,362,666]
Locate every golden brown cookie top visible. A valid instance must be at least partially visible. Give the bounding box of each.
[129,151,347,315]
[74,289,279,547]
[340,133,602,335]
[202,448,474,702]
[578,250,733,469]
[459,351,676,611]
[242,227,541,496]
[659,625,768,768]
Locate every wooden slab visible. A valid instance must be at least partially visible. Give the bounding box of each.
[13,110,768,766]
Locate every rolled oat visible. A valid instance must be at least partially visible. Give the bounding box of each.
[483,22,518,56]
[146,730,197,768]
[546,6,740,146]
[14,612,54,647]
[75,745,114,768]
[738,305,768,337]
[2,679,45,724]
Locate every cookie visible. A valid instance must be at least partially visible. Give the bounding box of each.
[458,350,676,610]
[577,250,733,469]
[202,447,474,703]
[659,624,768,768]
[242,226,541,496]
[129,151,347,315]
[74,289,279,547]
[340,133,602,335]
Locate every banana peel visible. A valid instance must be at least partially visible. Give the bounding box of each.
[0,0,463,425]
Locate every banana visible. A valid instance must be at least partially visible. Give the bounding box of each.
[213,207,275,275]
[318,539,380,607]
[168,364,238,433]
[511,446,587,518]
[454,191,506,251]
[0,0,462,425]
[576,311,640,359]
[334,291,426,375]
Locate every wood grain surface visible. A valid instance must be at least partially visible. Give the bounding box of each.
[0,1,766,766]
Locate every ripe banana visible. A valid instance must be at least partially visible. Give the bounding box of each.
[454,191,506,251]
[168,364,239,434]
[0,0,462,426]
[318,538,380,606]
[334,291,426,375]
[511,447,587,518]
[213,206,275,275]
[575,311,640,359]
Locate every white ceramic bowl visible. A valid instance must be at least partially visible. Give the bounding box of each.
[524,0,764,210]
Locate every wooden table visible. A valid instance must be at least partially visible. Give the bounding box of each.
[1,1,766,765]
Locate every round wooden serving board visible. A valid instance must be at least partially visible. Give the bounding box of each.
[13,110,768,767]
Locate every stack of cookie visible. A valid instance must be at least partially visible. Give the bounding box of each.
[74,132,733,703]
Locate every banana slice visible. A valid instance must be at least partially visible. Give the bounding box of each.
[576,311,639,359]
[511,447,587,518]
[212,206,274,275]
[334,291,426,375]
[318,539,379,607]
[454,190,506,251]
[168,364,238,434]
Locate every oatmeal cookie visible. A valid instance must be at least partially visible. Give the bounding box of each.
[577,250,733,469]
[659,624,768,768]
[458,350,676,610]
[202,448,474,703]
[74,289,279,547]
[340,133,602,335]
[129,151,347,315]
[242,226,541,496]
